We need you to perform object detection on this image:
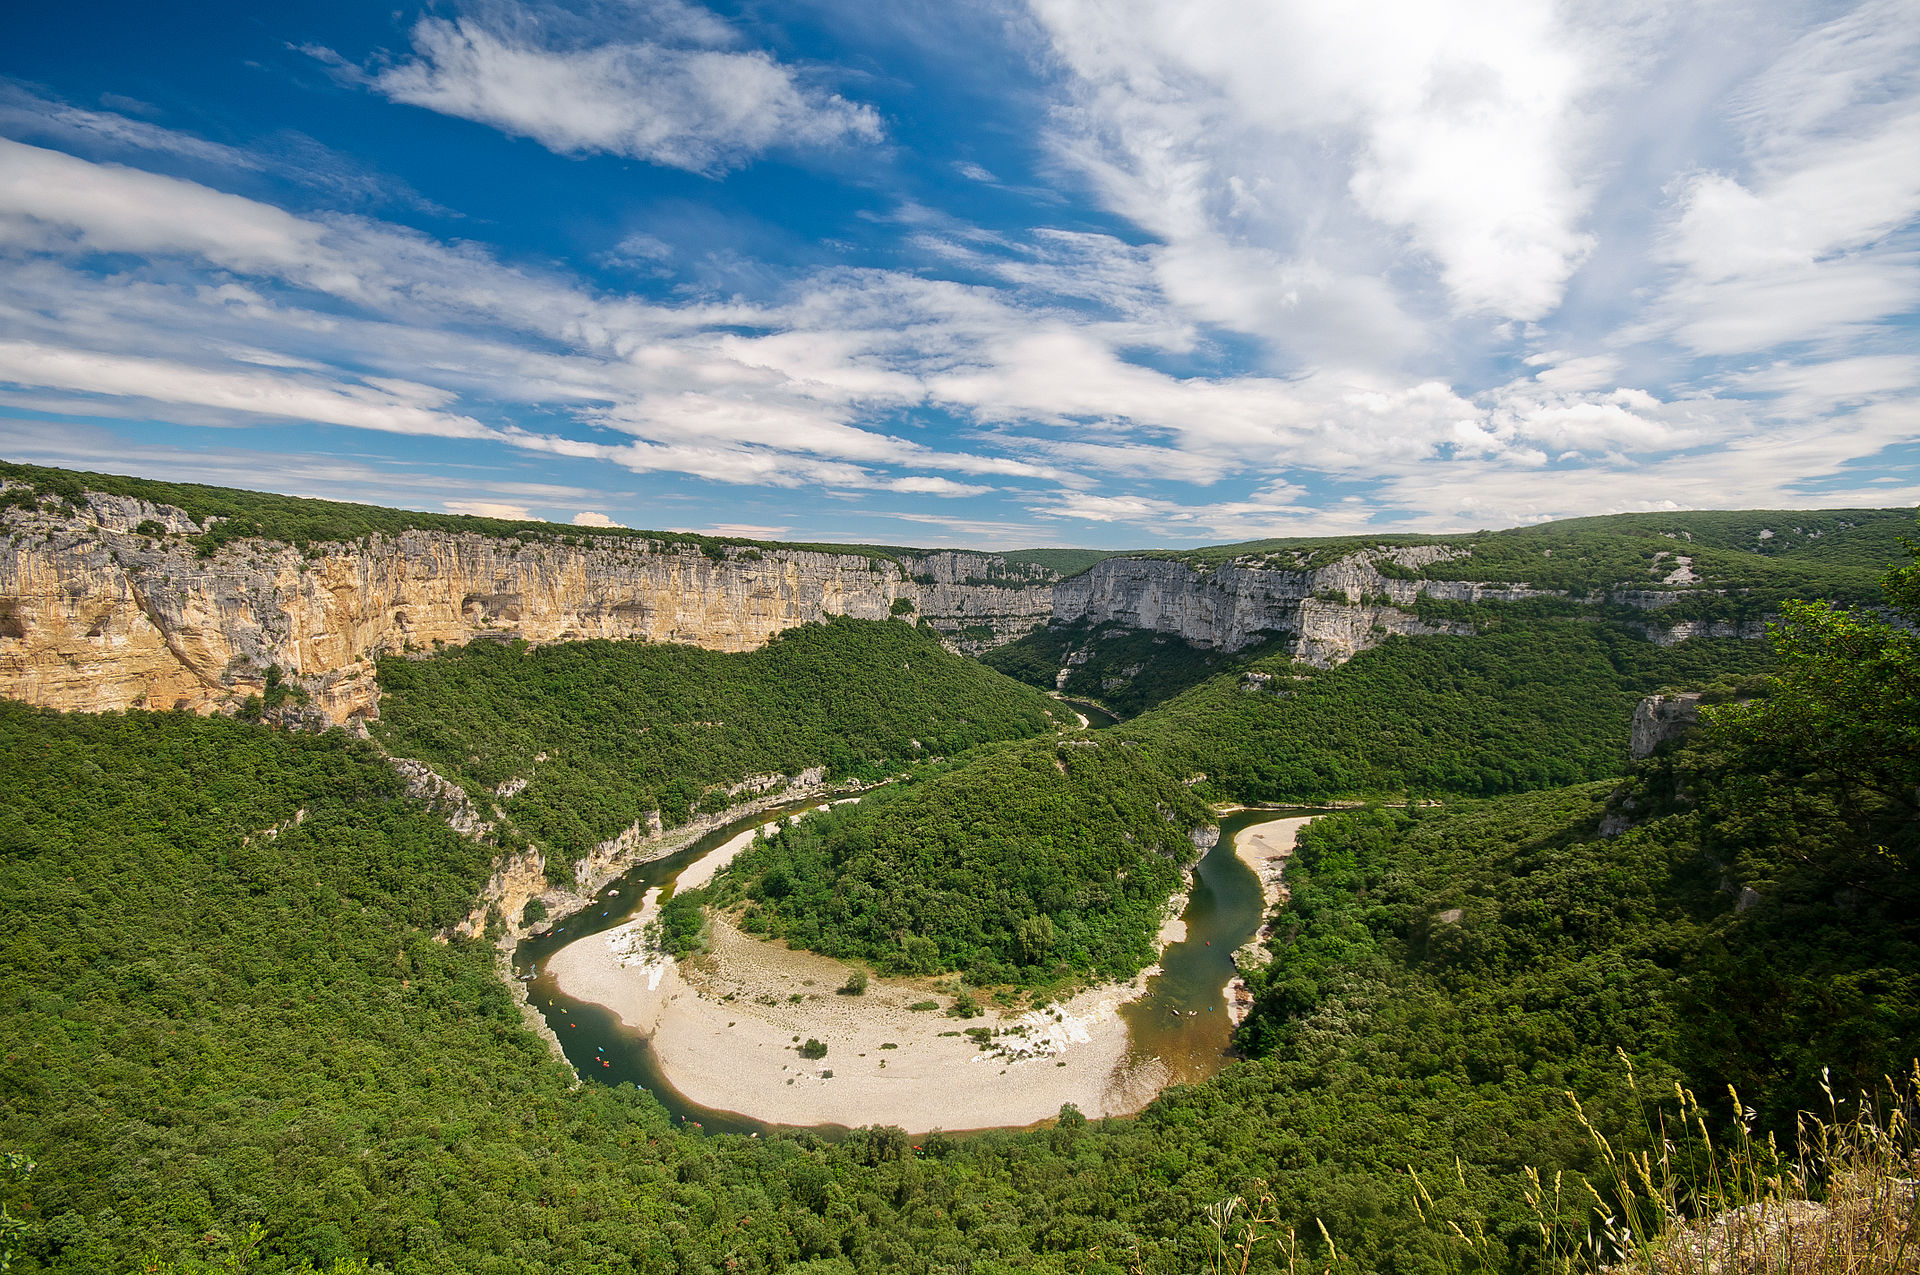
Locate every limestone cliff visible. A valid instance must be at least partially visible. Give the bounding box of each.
[1045,543,1763,667]
[1050,547,1546,665]
[0,487,1054,721]
[0,478,1779,724]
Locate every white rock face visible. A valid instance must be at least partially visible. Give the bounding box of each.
[0,486,1777,722]
[1631,693,1705,757]
[0,491,1056,721]
[1050,550,1491,665]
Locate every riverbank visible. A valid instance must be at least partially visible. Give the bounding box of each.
[543,813,1174,1132]
[546,910,1159,1133]
[1233,816,1313,914]
[1223,815,1315,1024]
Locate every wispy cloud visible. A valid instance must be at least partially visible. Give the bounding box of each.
[359,11,882,175]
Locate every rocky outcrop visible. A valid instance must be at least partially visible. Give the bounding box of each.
[451,765,853,942]
[1631,693,1705,757]
[391,757,496,838]
[0,488,1054,722]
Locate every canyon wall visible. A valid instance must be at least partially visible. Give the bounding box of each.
[1049,546,1566,664]
[0,489,1054,722]
[0,480,1770,723]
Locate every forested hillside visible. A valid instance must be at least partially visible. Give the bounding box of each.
[373,617,1069,857]
[1118,622,1773,803]
[0,700,1650,1274]
[979,620,1267,717]
[693,736,1213,986]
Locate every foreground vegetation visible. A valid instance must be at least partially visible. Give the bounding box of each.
[4,661,1907,1272]
[691,736,1213,986]
[373,618,1069,859]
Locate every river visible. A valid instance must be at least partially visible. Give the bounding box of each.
[514,801,1313,1135]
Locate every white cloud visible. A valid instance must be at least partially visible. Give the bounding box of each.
[444,499,536,520]
[885,476,991,497]
[571,510,624,528]
[4,60,1917,550]
[0,138,329,281]
[368,16,882,175]
[0,83,256,168]
[1644,1,1920,354]
[682,523,792,540]
[1026,0,1621,348]
[0,338,496,438]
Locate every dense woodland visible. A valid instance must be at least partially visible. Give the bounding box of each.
[4,555,1912,1272]
[372,618,1069,860]
[1118,623,1776,801]
[1,480,1913,1271]
[692,737,1212,986]
[979,621,1274,718]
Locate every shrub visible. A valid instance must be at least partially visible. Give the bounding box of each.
[799,1039,827,1060]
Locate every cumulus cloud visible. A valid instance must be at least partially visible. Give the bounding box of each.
[367,15,882,174]
[571,510,624,528]
[1026,0,1617,348]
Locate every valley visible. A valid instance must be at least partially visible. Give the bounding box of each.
[0,463,1914,1274]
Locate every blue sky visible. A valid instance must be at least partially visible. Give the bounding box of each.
[0,0,1916,548]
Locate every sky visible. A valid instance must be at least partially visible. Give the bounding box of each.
[0,0,1916,549]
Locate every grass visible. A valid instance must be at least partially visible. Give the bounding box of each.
[1412,1057,1920,1274]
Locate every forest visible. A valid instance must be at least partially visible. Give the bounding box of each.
[0,486,1912,1271]
[979,620,1276,718]
[1116,622,1777,802]
[692,736,1212,986]
[371,618,1070,860]
[3,545,1911,1272]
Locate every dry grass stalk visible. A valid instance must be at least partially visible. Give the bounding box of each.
[1417,1057,1920,1275]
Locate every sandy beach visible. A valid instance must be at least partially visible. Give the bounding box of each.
[544,814,1166,1133]
[1233,816,1313,912]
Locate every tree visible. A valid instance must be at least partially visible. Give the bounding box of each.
[1708,525,1920,838]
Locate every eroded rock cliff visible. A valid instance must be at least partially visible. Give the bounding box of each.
[0,487,1055,721]
[1050,547,1552,665]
